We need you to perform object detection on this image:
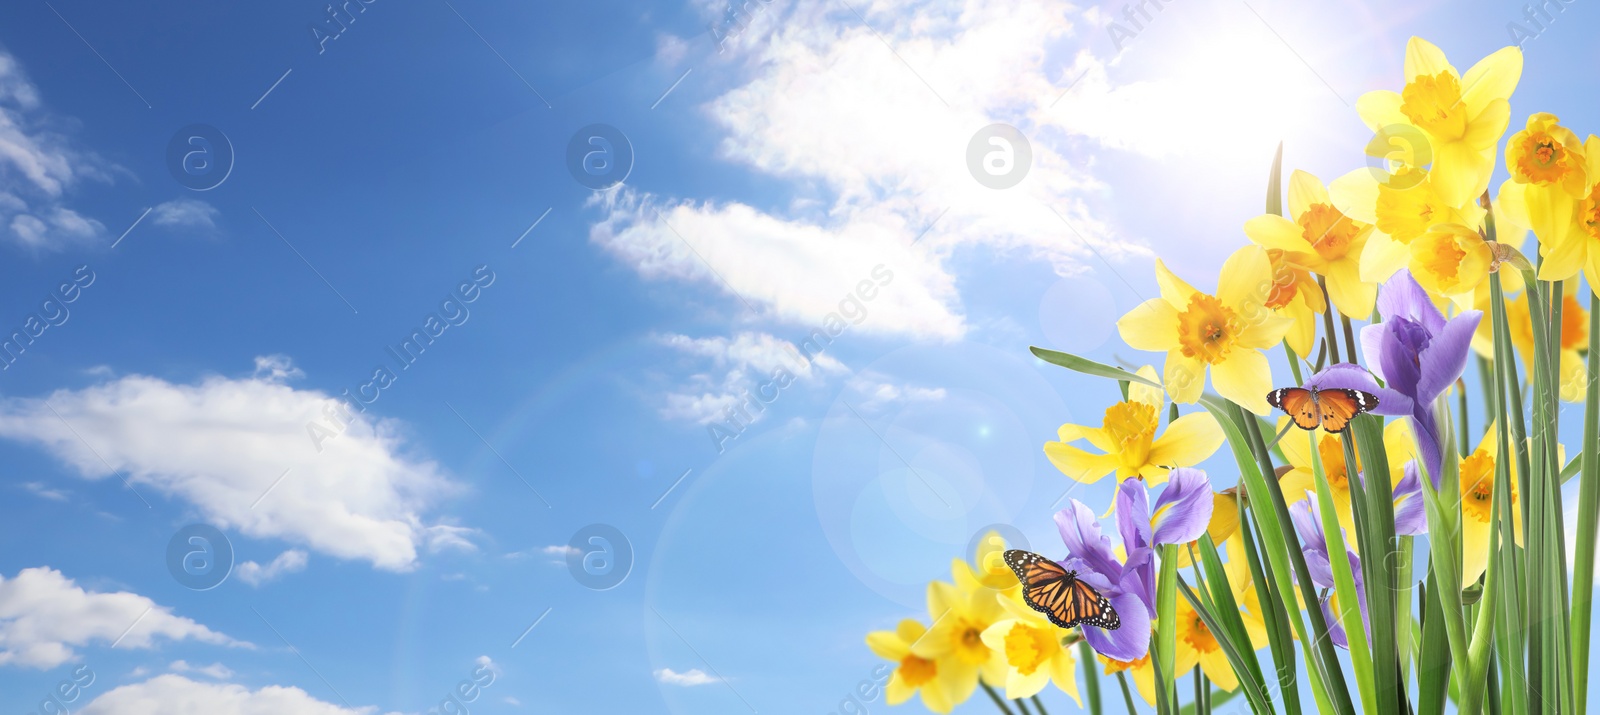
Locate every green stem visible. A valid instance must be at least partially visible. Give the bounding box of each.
[1117,672,1139,715]
[1079,640,1101,715]
[1341,312,1360,366]
[981,682,1017,715]
[1014,696,1034,715]
[1572,289,1600,715]
[1032,694,1051,715]
[1317,275,1342,364]
[1285,341,1305,386]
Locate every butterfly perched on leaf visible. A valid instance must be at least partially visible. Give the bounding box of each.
[1002,550,1120,630]
[1266,386,1379,433]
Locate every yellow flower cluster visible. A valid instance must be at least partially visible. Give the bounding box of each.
[1090,38,1591,417]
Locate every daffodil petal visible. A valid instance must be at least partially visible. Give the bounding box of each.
[1118,299,1180,352]
[1148,412,1224,468]
[1244,214,1311,253]
[1404,36,1454,81]
[1326,258,1377,317]
[1155,259,1199,309]
[1288,169,1330,221]
[1329,169,1381,224]
[1355,89,1407,131]
[1460,46,1522,114]
[1210,348,1273,415]
[1360,229,1410,284]
[1165,350,1205,405]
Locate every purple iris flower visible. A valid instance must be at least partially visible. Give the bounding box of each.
[1290,495,1370,650]
[1053,468,1214,661]
[1358,270,1482,484]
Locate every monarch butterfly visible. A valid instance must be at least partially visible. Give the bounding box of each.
[1266,386,1378,434]
[1002,549,1120,630]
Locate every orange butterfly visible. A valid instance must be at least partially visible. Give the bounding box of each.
[1003,550,1120,630]
[1266,386,1379,433]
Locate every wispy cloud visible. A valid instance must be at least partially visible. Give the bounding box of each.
[149,198,220,232]
[0,50,111,250]
[654,667,721,686]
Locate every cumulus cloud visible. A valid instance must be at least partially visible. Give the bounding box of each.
[0,359,463,571]
[150,198,220,231]
[656,331,847,424]
[0,50,110,250]
[79,674,377,715]
[654,667,720,686]
[597,0,1157,346]
[234,550,309,587]
[0,567,240,669]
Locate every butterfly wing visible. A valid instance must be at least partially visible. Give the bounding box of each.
[1268,387,1321,430]
[1069,579,1120,630]
[1314,388,1379,433]
[1003,550,1120,631]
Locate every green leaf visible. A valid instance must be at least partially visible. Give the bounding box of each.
[1030,347,1162,389]
[1572,289,1600,715]
[1156,544,1180,715]
[1202,399,1352,715]
[1308,431,1376,714]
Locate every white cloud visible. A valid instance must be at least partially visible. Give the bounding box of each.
[0,567,240,669]
[79,674,379,715]
[234,550,309,587]
[596,1,1158,343]
[540,545,579,557]
[252,354,304,382]
[654,667,720,686]
[475,655,500,678]
[0,360,463,571]
[168,660,234,680]
[848,373,947,411]
[0,50,110,250]
[591,191,967,340]
[657,331,847,424]
[19,480,67,501]
[150,198,220,231]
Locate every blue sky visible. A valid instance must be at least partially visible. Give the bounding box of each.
[0,0,1596,713]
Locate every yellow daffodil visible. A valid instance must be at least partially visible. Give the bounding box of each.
[978,590,1083,703]
[868,620,962,713]
[1506,287,1588,402]
[1356,37,1521,207]
[1459,423,1525,588]
[1497,114,1588,281]
[1408,222,1495,303]
[1328,165,1486,284]
[1045,365,1224,487]
[1176,597,1238,691]
[1244,170,1377,319]
[910,559,1007,700]
[1101,653,1156,706]
[1279,418,1418,546]
[1502,132,1600,284]
[1117,246,1294,414]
